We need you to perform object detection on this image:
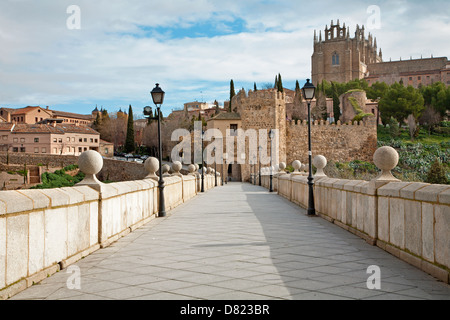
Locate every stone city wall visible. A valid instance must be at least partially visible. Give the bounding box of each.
[259,154,449,284]
[0,154,220,299]
[286,118,378,165]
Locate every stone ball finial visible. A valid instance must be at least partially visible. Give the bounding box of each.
[279,162,286,172]
[207,167,212,174]
[313,155,327,177]
[144,157,159,180]
[195,164,199,171]
[77,150,104,189]
[292,160,301,172]
[78,150,103,175]
[188,164,196,174]
[373,146,400,181]
[162,164,170,172]
[172,161,182,177]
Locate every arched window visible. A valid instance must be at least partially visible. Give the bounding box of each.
[332,52,340,66]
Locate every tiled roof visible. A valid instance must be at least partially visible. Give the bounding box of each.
[0,123,99,135]
[52,110,93,120]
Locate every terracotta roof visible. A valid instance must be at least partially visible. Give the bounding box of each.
[0,123,99,135]
[51,110,93,120]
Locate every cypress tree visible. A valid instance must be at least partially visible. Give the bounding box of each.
[254,82,257,91]
[274,75,278,89]
[277,73,284,92]
[125,105,135,153]
[230,79,236,112]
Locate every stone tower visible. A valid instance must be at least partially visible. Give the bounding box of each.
[312,20,383,85]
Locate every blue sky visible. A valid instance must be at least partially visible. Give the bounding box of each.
[0,0,449,118]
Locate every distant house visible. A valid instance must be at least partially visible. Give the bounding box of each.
[0,123,101,155]
[0,106,95,126]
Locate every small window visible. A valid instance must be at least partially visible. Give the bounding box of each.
[12,147,18,152]
[230,124,238,136]
[20,147,25,153]
[53,148,57,154]
[53,138,57,143]
[78,147,82,153]
[79,138,82,142]
[58,138,62,143]
[84,138,87,142]
[20,138,25,143]
[34,138,39,143]
[332,52,340,66]
[2,135,7,140]
[42,147,46,153]
[34,147,39,153]
[72,137,75,142]
[67,137,70,142]
[13,138,18,143]
[90,138,93,143]
[95,139,98,143]
[105,148,109,154]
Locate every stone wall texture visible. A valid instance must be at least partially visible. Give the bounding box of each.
[286,118,378,165]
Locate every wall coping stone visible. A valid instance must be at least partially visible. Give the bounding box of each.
[36,188,71,207]
[415,184,450,203]
[343,180,365,192]
[438,188,450,205]
[378,182,413,197]
[331,179,352,189]
[399,182,430,200]
[16,189,50,211]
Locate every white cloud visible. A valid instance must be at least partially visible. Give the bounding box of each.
[0,0,449,114]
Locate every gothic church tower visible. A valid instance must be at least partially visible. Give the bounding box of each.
[311,20,383,85]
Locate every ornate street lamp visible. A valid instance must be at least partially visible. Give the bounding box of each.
[269,129,275,193]
[302,79,316,216]
[144,83,166,217]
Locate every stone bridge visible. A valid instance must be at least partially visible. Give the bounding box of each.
[0,148,449,300]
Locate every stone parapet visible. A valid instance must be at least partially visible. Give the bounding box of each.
[0,153,221,299]
[261,151,450,284]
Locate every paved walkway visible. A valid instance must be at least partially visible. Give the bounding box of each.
[10,183,450,300]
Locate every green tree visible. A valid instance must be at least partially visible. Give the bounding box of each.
[254,82,257,91]
[125,105,135,153]
[229,79,236,112]
[274,75,278,89]
[277,73,283,92]
[420,82,450,117]
[331,82,341,123]
[378,82,425,125]
[366,81,389,101]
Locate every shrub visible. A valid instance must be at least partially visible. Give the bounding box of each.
[426,158,449,185]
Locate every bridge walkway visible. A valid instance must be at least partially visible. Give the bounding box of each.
[10,183,450,300]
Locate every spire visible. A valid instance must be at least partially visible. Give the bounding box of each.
[314,29,317,43]
[374,37,377,48]
[319,30,322,42]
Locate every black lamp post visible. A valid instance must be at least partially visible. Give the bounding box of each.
[302,79,316,216]
[213,147,217,187]
[269,129,274,193]
[258,145,262,186]
[201,130,205,193]
[144,83,166,218]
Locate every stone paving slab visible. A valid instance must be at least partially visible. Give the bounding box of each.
[9,183,450,300]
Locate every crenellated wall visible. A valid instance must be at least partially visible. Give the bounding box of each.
[0,153,219,299]
[286,118,377,165]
